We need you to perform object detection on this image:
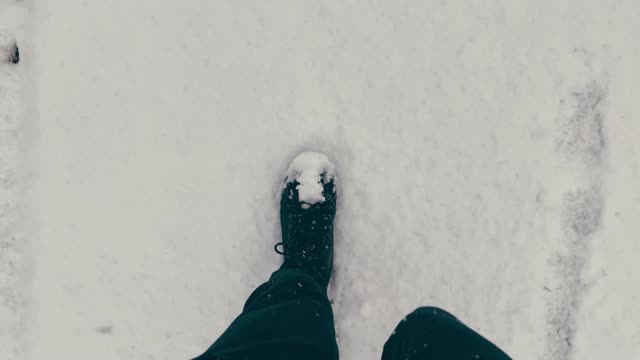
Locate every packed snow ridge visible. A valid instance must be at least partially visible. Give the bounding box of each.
[284,152,336,209]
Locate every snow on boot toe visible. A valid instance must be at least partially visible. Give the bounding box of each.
[282,152,336,208]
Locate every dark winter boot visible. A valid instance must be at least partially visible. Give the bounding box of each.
[275,152,337,289]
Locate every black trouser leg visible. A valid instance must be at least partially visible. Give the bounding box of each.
[381,307,512,360]
[193,266,339,360]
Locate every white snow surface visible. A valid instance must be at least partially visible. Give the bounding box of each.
[283,152,335,207]
[0,32,16,61]
[0,1,639,360]
[0,2,28,359]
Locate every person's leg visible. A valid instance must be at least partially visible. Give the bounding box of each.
[193,266,338,360]
[381,307,512,360]
[193,153,340,360]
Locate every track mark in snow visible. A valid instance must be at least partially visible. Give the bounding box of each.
[555,82,607,166]
[545,81,607,360]
[563,189,603,238]
[0,49,23,360]
[0,2,28,355]
[546,188,604,358]
[96,326,114,335]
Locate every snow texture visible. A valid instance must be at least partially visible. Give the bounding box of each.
[1,1,639,360]
[0,1,28,359]
[283,151,336,208]
[0,32,17,64]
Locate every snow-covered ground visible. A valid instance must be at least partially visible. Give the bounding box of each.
[0,1,28,359]
[1,1,639,359]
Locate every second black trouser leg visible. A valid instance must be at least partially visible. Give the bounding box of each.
[381,307,512,360]
[194,267,339,360]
